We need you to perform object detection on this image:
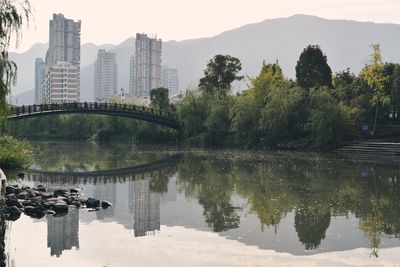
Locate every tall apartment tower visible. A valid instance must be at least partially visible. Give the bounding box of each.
[34,58,45,104]
[134,33,162,97]
[129,55,136,96]
[161,66,179,96]
[94,49,118,102]
[42,14,81,104]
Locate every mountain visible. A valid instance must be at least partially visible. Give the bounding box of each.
[9,14,400,104]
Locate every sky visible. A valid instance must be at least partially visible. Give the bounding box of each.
[10,0,400,53]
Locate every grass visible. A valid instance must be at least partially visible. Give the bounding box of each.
[0,135,33,170]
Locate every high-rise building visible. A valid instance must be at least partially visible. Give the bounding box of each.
[134,33,162,97]
[42,13,81,104]
[129,55,136,96]
[161,65,179,96]
[34,58,45,104]
[94,49,118,102]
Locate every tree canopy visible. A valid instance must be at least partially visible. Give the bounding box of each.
[295,45,333,89]
[199,54,243,97]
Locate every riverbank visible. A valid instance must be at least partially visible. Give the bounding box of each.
[0,136,33,170]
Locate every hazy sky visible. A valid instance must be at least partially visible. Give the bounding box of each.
[11,0,400,52]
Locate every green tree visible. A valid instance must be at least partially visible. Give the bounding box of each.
[307,87,355,148]
[0,0,31,123]
[199,54,243,97]
[260,82,305,142]
[177,89,209,140]
[295,45,333,89]
[362,44,390,133]
[150,87,169,109]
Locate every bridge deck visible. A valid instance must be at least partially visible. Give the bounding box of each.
[9,102,181,130]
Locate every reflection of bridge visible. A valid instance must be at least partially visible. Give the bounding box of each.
[28,155,181,184]
[9,102,181,130]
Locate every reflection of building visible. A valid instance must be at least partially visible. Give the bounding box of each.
[93,182,117,219]
[133,179,160,237]
[129,55,136,96]
[47,209,80,257]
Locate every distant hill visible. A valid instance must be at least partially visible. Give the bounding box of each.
[9,14,400,104]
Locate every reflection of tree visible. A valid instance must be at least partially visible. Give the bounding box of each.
[295,205,331,250]
[178,157,240,232]
[177,152,400,252]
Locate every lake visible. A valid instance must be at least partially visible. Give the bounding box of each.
[2,141,400,267]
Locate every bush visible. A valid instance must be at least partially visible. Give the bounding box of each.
[0,135,33,170]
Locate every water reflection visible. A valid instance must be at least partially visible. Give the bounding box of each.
[4,143,400,265]
[47,209,79,257]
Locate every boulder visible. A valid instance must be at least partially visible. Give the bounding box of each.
[53,189,69,198]
[85,197,100,209]
[6,206,21,221]
[17,191,29,200]
[101,201,112,209]
[70,188,79,194]
[26,189,36,198]
[52,201,68,214]
[5,198,23,209]
[41,192,53,199]
[5,186,18,195]
[25,206,45,219]
[36,185,46,192]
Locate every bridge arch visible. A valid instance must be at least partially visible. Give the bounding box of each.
[8,102,181,130]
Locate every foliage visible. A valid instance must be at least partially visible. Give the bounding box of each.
[362,44,390,132]
[199,54,243,98]
[0,0,31,124]
[150,87,169,109]
[0,135,32,169]
[295,45,333,89]
[307,87,355,148]
[260,82,305,141]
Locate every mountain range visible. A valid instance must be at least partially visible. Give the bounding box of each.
[9,14,400,105]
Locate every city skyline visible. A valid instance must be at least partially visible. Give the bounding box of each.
[10,0,400,53]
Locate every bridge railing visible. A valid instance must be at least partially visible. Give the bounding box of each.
[10,102,179,121]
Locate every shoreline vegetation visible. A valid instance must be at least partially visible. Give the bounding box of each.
[0,135,33,170]
[8,44,400,151]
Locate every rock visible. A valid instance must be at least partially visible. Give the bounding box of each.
[17,191,29,200]
[21,200,32,206]
[85,197,100,209]
[41,192,53,199]
[72,201,81,208]
[25,206,45,219]
[6,193,17,200]
[5,186,18,195]
[6,206,21,221]
[53,189,68,198]
[43,200,56,209]
[21,185,30,190]
[70,188,79,193]
[52,202,68,214]
[46,210,56,215]
[5,198,23,209]
[26,189,36,198]
[101,201,112,209]
[36,185,46,192]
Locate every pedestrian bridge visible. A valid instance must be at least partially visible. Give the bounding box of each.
[8,102,181,130]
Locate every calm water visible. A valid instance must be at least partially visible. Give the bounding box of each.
[2,141,400,266]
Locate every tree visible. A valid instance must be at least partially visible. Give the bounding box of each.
[150,87,169,110]
[362,44,390,133]
[295,45,333,89]
[0,0,31,123]
[199,54,243,97]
